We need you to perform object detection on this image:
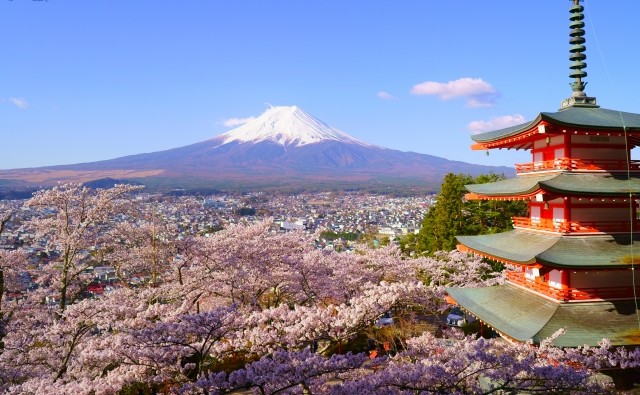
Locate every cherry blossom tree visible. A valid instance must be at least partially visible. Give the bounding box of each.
[185,349,370,395]
[0,207,30,354]
[103,216,179,288]
[184,330,624,395]
[0,248,27,351]
[413,249,503,289]
[179,221,314,311]
[24,183,143,311]
[2,188,639,394]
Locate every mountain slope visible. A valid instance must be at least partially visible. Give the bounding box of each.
[0,106,514,191]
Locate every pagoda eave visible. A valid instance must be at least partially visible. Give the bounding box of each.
[465,192,538,201]
[457,243,536,266]
[465,173,640,198]
[458,231,640,269]
[471,122,547,151]
[446,284,640,347]
[472,107,640,147]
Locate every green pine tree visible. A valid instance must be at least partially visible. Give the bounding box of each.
[402,173,527,255]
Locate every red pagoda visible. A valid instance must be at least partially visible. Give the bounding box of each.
[446,0,640,348]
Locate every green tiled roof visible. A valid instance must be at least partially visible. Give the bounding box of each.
[536,234,640,268]
[536,301,640,347]
[472,106,640,143]
[446,285,558,341]
[466,173,640,197]
[446,285,640,347]
[457,230,640,268]
[457,230,559,265]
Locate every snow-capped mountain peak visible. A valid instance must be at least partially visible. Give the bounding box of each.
[217,106,370,147]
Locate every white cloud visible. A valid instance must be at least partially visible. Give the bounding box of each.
[411,77,498,107]
[468,114,527,134]
[376,91,394,100]
[466,97,497,109]
[9,97,30,109]
[223,116,256,127]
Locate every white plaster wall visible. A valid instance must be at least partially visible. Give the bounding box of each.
[533,139,546,150]
[549,269,563,289]
[550,135,565,146]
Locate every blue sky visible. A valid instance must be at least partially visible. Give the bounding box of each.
[2,0,638,170]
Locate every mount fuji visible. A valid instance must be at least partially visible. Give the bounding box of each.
[0,106,513,192]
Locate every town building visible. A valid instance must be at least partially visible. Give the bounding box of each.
[446,1,640,348]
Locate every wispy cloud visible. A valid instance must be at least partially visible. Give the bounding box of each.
[468,114,526,134]
[223,117,256,127]
[376,91,395,100]
[8,97,30,109]
[411,77,498,107]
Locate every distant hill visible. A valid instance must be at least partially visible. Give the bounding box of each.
[0,106,513,193]
[82,177,144,189]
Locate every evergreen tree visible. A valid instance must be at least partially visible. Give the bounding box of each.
[404,173,527,255]
[419,173,472,253]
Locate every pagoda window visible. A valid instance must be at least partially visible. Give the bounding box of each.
[533,151,543,163]
[548,270,564,289]
[553,147,565,159]
[530,205,541,224]
[552,207,565,229]
[525,267,539,281]
[549,269,569,289]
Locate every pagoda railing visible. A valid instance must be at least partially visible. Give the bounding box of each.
[506,271,640,301]
[515,158,640,174]
[512,217,638,234]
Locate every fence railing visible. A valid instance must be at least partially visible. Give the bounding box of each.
[515,158,640,174]
[506,271,639,301]
[512,217,637,234]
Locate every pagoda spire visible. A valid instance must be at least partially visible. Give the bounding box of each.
[561,0,598,109]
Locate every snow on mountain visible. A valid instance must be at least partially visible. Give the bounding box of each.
[217,106,371,147]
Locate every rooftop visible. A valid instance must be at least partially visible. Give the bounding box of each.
[472,106,640,145]
[465,172,640,198]
[457,230,640,269]
[446,284,640,347]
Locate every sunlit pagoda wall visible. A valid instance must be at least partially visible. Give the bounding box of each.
[530,135,629,166]
[532,136,567,163]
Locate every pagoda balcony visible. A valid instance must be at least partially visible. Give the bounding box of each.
[515,158,640,174]
[512,217,638,234]
[506,271,640,301]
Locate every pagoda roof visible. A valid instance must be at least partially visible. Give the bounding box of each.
[465,172,640,198]
[472,106,640,144]
[456,230,640,269]
[445,284,640,347]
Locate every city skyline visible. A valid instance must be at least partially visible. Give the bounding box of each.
[2,1,638,170]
